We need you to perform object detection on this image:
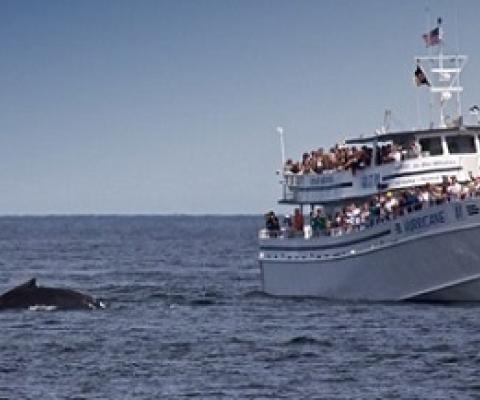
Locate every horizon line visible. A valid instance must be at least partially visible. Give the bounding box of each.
[0,212,264,218]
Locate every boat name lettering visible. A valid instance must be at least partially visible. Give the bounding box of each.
[403,211,445,233]
[391,178,416,186]
[394,159,457,171]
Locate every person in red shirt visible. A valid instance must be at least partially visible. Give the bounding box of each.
[293,208,304,233]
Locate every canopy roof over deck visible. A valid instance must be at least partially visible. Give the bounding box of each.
[345,125,480,145]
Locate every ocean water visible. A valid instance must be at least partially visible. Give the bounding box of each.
[0,216,480,399]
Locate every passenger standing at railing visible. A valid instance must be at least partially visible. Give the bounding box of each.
[384,192,398,219]
[465,173,476,197]
[265,211,280,237]
[390,144,402,162]
[352,203,361,228]
[360,204,370,229]
[311,208,327,236]
[316,151,324,171]
[419,184,431,205]
[293,208,304,234]
[447,176,462,200]
[409,139,422,158]
[403,190,416,212]
[369,199,380,225]
[474,177,480,195]
[284,159,293,173]
[430,183,444,204]
[283,214,293,238]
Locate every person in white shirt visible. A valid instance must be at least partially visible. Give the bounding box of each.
[447,176,462,199]
[384,192,398,217]
[386,144,402,162]
[419,185,430,204]
[351,204,361,229]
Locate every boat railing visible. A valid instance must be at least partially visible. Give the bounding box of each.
[260,192,480,240]
[283,150,428,181]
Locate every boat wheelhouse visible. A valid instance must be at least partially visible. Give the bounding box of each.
[259,20,480,301]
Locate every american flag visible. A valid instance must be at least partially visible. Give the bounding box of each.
[422,27,441,47]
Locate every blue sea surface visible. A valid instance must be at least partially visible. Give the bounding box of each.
[0,216,479,399]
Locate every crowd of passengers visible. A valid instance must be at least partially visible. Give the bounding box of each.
[284,139,422,175]
[265,175,480,238]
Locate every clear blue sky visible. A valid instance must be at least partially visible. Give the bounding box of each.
[0,0,478,214]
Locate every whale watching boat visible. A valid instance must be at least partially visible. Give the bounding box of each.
[258,20,480,301]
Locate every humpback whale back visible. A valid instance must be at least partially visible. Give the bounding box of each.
[24,278,37,288]
[0,279,105,310]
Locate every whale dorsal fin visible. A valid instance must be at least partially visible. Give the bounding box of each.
[21,278,37,289]
[0,278,38,298]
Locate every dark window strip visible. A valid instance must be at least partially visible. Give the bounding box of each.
[292,182,353,192]
[382,166,462,181]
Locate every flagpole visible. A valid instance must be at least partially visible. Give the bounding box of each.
[415,80,421,129]
[438,17,445,127]
[276,126,286,167]
[425,5,434,128]
[454,6,463,121]
[438,18,443,69]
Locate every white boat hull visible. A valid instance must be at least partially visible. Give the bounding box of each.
[259,200,480,301]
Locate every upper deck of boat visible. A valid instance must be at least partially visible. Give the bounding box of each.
[280,125,480,206]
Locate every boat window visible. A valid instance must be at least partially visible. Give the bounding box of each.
[419,137,443,156]
[446,135,476,154]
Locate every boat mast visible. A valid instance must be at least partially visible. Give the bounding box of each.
[416,18,467,128]
[276,126,286,166]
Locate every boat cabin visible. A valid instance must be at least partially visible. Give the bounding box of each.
[280,125,480,206]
